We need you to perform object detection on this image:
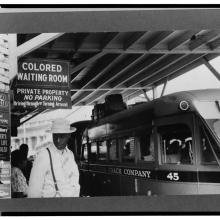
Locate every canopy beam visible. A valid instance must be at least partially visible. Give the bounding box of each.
[160,78,168,97]
[142,89,151,102]
[203,57,220,81]
[17,33,64,58]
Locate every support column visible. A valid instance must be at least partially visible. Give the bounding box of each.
[142,89,150,102]
[203,57,220,81]
[160,79,168,97]
[26,137,29,147]
[36,136,41,146]
[31,136,36,153]
[152,86,158,100]
[23,124,26,144]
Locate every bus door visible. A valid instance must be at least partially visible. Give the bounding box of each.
[134,127,158,196]
[155,113,199,195]
[80,140,103,197]
[88,139,121,196]
[79,142,91,196]
[118,134,139,196]
[104,138,121,196]
[197,118,220,194]
[86,141,105,196]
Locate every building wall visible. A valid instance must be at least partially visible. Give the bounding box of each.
[11,119,52,156]
[11,107,93,156]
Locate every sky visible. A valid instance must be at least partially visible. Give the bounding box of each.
[128,56,220,103]
[163,56,220,94]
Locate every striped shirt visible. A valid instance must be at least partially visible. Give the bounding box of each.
[28,143,80,198]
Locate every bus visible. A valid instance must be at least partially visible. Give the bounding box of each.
[70,89,220,196]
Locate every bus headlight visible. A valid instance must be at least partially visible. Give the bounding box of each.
[179,100,190,111]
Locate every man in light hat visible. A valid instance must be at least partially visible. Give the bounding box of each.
[27,118,80,198]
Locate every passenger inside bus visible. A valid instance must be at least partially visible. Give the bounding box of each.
[165,139,181,164]
[97,141,107,161]
[159,123,193,165]
[122,137,135,162]
[200,125,218,163]
[138,134,155,161]
[109,139,119,161]
[81,144,88,161]
[201,137,215,163]
[180,138,193,164]
[90,142,98,162]
[123,142,130,156]
[143,144,154,161]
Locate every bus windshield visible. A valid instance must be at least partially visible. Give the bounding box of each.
[200,120,220,165]
[195,101,220,142]
[206,119,220,142]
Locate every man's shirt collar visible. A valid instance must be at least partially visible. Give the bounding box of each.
[50,142,68,155]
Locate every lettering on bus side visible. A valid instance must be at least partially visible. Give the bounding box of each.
[157,170,197,182]
[108,167,122,175]
[123,168,151,179]
[108,167,152,179]
[85,165,199,182]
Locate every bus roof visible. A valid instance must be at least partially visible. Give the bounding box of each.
[92,89,220,126]
[169,89,220,102]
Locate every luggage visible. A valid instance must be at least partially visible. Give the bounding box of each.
[92,103,106,121]
[91,94,127,121]
[105,94,126,114]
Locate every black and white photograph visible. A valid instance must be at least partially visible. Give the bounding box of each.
[0,5,220,214]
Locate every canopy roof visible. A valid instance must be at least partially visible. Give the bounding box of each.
[6,9,220,123]
[16,30,219,106]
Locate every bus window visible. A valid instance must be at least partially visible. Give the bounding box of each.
[109,139,119,161]
[97,141,107,161]
[121,137,135,163]
[206,119,220,141]
[200,124,220,164]
[158,124,193,165]
[213,120,220,140]
[90,142,98,162]
[137,133,155,162]
[82,144,88,161]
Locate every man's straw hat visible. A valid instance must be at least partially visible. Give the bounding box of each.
[49,118,76,134]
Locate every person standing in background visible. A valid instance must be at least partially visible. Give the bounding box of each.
[11,149,28,198]
[19,144,33,183]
